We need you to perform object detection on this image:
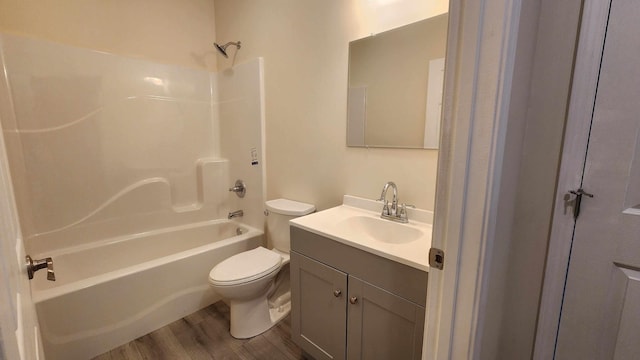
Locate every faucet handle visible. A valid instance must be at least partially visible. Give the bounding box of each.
[26,255,55,281]
[399,203,415,220]
[46,258,56,281]
[229,179,246,198]
[381,200,391,216]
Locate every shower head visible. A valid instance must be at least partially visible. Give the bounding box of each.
[214,41,242,58]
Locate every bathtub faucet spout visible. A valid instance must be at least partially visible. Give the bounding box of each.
[228,210,244,219]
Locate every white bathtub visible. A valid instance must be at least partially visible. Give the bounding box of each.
[30,219,263,360]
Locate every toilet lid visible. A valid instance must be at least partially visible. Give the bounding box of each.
[209,247,282,286]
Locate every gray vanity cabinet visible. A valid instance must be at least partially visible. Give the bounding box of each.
[290,252,348,360]
[346,276,425,360]
[290,227,427,360]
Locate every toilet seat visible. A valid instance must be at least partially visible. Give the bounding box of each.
[209,247,282,286]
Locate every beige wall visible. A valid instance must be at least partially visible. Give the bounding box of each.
[0,0,218,71]
[214,0,448,211]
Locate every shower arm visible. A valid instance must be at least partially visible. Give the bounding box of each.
[220,41,241,49]
[214,41,242,58]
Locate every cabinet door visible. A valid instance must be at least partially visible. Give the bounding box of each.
[347,276,425,360]
[291,252,348,360]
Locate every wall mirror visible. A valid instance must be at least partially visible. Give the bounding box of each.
[347,13,448,149]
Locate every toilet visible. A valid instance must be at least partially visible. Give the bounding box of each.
[208,198,315,339]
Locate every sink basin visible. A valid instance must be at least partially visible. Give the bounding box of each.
[289,195,433,271]
[336,215,423,244]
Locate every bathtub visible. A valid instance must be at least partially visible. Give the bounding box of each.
[30,219,263,360]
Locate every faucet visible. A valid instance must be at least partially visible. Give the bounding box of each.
[378,181,398,217]
[377,181,413,223]
[228,210,243,219]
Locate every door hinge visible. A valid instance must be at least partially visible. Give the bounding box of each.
[429,248,444,270]
[569,188,594,220]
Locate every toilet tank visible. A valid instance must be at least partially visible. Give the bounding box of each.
[265,199,315,253]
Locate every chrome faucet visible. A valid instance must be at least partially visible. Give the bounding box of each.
[228,210,244,219]
[377,181,413,223]
[378,181,398,217]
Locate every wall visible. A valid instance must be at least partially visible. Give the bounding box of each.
[0,0,218,71]
[214,0,448,211]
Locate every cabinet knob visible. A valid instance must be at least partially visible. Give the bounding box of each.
[333,289,342,297]
[349,296,358,304]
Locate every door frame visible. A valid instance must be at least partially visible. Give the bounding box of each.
[532,0,612,358]
[424,0,531,358]
[0,114,40,360]
[0,35,42,360]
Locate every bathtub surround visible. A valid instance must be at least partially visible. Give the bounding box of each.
[1,33,216,249]
[0,33,266,251]
[0,33,268,359]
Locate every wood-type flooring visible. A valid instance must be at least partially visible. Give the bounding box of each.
[91,301,305,360]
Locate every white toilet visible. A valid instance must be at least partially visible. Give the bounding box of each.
[208,198,315,339]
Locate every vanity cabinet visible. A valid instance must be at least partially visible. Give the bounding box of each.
[290,227,427,360]
[291,253,347,359]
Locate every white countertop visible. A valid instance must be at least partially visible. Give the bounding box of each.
[290,195,432,271]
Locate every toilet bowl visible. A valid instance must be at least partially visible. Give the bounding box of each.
[208,198,315,339]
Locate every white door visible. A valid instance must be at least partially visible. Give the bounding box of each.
[0,115,40,358]
[554,0,640,358]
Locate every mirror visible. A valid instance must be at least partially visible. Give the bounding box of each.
[347,13,448,149]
